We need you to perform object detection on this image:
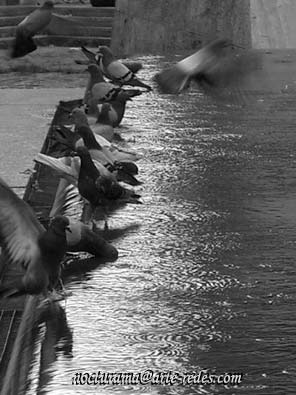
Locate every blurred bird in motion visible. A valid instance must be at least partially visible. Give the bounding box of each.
[154,38,261,101]
[0,177,71,297]
[11,0,54,58]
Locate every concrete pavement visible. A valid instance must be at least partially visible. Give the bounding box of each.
[0,88,83,188]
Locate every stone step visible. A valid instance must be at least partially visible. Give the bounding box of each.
[0,25,15,37]
[0,0,19,5]
[63,15,113,26]
[0,16,23,26]
[37,34,111,47]
[0,15,113,27]
[0,5,115,17]
[0,34,110,49]
[47,25,112,37]
[0,25,112,38]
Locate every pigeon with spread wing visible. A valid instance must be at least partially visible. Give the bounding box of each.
[0,177,71,297]
[11,0,54,58]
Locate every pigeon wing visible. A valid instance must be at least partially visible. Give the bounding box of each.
[18,8,53,36]
[0,177,43,267]
[107,61,133,82]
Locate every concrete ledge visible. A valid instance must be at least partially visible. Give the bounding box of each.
[1,296,40,395]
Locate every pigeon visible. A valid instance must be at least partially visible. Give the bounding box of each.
[52,123,142,163]
[49,179,118,260]
[154,38,261,98]
[80,45,143,74]
[86,64,143,103]
[83,61,106,106]
[76,146,141,228]
[11,0,54,58]
[71,106,115,142]
[96,45,152,91]
[90,91,134,128]
[0,177,71,297]
[35,152,116,187]
[52,116,140,182]
[76,125,141,185]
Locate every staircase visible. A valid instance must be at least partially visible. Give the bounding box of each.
[0,5,115,49]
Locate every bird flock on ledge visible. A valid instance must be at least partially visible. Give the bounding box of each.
[0,2,260,302]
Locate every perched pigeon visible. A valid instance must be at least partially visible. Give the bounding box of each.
[45,127,141,185]
[35,152,115,187]
[51,124,142,165]
[83,61,106,106]
[154,39,261,99]
[90,91,134,128]
[71,107,115,142]
[0,177,70,297]
[49,179,118,260]
[86,64,143,103]
[96,45,152,91]
[80,45,143,74]
[11,0,54,58]
[76,146,141,228]
[76,125,140,186]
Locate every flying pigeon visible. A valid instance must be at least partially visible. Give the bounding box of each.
[0,177,70,297]
[11,0,54,58]
[154,38,261,99]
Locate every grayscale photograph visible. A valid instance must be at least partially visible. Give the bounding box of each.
[0,0,294,394]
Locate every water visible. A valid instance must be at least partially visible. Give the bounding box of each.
[12,52,296,394]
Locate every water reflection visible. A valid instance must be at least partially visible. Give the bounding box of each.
[27,303,73,395]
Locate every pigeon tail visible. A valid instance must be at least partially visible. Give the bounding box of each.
[11,32,37,58]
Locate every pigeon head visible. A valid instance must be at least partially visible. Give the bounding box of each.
[116,90,133,103]
[100,102,112,116]
[42,0,54,9]
[70,107,88,126]
[97,46,114,63]
[86,64,104,82]
[50,215,71,233]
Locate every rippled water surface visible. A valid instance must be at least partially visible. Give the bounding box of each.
[19,53,296,395]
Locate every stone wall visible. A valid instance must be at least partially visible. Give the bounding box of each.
[111,0,252,56]
[251,0,296,48]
